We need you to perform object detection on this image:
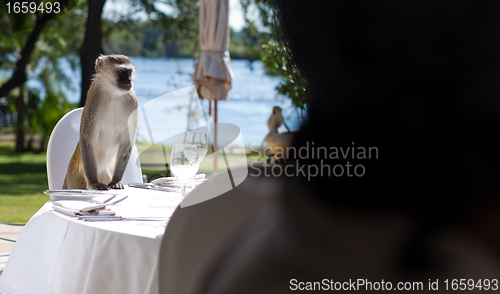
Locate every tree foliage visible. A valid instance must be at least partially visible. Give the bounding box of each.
[102,18,265,59]
[103,19,199,58]
[242,0,311,111]
[260,39,311,110]
[0,1,80,152]
[34,66,72,151]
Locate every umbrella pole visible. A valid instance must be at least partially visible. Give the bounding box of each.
[213,99,218,173]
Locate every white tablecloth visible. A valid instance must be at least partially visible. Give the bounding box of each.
[0,187,183,294]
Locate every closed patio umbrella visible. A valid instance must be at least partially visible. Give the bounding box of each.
[192,0,234,172]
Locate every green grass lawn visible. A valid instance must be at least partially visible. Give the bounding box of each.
[0,141,50,223]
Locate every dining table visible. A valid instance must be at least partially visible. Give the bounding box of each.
[0,186,183,294]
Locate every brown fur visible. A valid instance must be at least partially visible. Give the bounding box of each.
[63,54,138,190]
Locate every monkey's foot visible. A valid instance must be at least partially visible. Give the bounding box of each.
[89,183,110,190]
[108,181,124,189]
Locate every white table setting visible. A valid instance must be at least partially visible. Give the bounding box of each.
[0,132,210,294]
[0,186,185,294]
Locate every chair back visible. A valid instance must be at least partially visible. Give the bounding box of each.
[46,107,142,190]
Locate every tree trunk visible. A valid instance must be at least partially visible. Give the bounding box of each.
[15,84,25,153]
[26,136,33,152]
[38,136,47,153]
[79,0,106,107]
[0,21,45,98]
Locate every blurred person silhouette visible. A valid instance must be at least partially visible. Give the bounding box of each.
[188,1,500,293]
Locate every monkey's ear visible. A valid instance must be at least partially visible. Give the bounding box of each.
[95,54,105,72]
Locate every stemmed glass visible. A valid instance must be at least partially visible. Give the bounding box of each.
[170,144,198,198]
[184,131,208,189]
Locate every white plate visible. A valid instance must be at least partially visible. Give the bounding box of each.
[152,177,177,184]
[151,174,206,185]
[45,192,99,201]
[157,179,207,188]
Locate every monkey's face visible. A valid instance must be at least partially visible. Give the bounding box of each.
[95,54,135,92]
[116,67,133,91]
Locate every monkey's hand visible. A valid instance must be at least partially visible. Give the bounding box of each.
[108,181,124,189]
[89,182,110,190]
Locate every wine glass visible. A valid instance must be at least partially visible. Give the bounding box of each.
[184,131,208,188]
[170,144,198,198]
[184,131,208,162]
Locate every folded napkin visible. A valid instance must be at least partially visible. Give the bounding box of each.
[53,200,116,216]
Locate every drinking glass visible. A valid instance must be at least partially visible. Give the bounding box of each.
[170,144,198,198]
[184,131,209,163]
[184,131,208,188]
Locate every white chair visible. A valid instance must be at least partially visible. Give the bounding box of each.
[46,107,143,190]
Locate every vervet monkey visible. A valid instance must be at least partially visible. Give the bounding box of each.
[63,54,138,190]
[267,106,290,133]
[260,106,292,154]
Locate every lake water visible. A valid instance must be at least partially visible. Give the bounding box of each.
[53,57,302,147]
